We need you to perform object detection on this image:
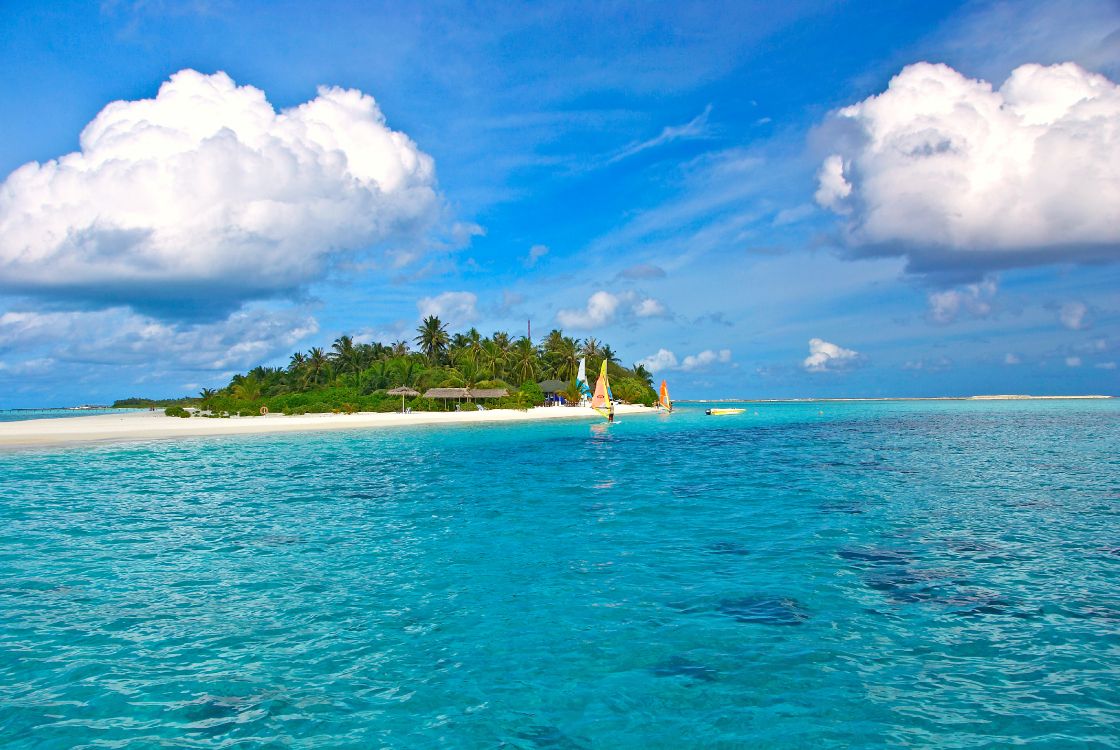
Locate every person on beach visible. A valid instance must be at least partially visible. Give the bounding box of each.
[608,402,615,423]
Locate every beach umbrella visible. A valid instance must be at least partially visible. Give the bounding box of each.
[387,386,420,412]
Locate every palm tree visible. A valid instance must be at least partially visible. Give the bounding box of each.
[305,347,328,387]
[601,344,619,366]
[633,363,654,390]
[231,376,262,402]
[492,331,512,352]
[415,315,450,364]
[581,337,602,359]
[509,336,539,384]
[289,351,307,371]
[391,340,410,357]
[331,335,359,375]
[479,340,506,380]
[199,388,216,412]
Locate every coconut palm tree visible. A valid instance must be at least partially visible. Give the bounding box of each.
[633,363,654,390]
[305,347,328,387]
[331,335,360,375]
[231,376,262,402]
[391,340,410,357]
[509,336,539,384]
[415,315,450,364]
[581,337,602,359]
[198,388,216,412]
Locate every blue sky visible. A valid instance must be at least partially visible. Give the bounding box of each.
[1,0,1118,406]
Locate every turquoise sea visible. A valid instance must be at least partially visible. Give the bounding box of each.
[1,400,1118,748]
[0,409,135,422]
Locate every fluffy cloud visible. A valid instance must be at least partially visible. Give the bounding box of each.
[637,349,679,373]
[416,291,478,327]
[816,62,1120,274]
[557,291,622,328]
[1059,301,1090,330]
[927,279,997,324]
[556,290,668,329]
[524,244,549,268]
[633,297,668,318]
[0,69,438,317]
[638,348,731,373]
[803,338,860,372]
[680,349,731,371]
[0,306,317,371]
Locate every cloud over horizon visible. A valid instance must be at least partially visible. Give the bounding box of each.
[803,338,861,372]
[816,61,1120,275]
[0,69,439,318]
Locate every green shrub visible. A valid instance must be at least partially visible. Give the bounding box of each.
[164,406,191,418]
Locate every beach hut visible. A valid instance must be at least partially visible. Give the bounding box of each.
[423,387,471,410]
[386,386,420,413]
[468,388,508,409]
[537,379,568,406]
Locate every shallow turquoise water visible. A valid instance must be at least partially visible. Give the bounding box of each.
[1,400,1118,748]
[0,409,136,422]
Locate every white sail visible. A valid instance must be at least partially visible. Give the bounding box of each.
[576,358,592,400]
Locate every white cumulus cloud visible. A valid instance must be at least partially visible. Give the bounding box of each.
[803,338,860,372]
[1059,301,1090,330]
[0,69,439,316]
[0,306,317,371]
[638,348,731,373]
[680,349,732,371]
[634,297,668,318]
[816,61,1120,273]
[557,291,623,329]
[637,349,679,373]
[927,279,997,324]
[416,291,478,328]
[556,291,668,329]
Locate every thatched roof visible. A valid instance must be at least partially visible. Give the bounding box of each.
[470,388,508,399]
[537,379,568,394]
[424,387,471,399]
[386,387,420,396]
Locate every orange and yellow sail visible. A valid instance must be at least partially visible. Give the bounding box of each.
[590,360,613,418]
[659,380,672,412]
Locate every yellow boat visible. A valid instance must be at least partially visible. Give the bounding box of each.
[706,408,745,415]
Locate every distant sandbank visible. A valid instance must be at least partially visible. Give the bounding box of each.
[0,404,655,449]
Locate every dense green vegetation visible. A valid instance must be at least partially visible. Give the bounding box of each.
[115,317,657,416]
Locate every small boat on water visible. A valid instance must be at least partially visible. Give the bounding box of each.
[706,408,745,416]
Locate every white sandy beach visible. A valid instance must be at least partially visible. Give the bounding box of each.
[0,404,656,449]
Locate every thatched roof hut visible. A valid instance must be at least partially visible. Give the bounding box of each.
[537,379,567,395]
[386,387,420,396]
[469,388,508,399]
[423,388,471,400]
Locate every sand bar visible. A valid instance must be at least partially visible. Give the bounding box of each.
[0,405,655,449]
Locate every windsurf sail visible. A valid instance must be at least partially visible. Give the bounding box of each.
[590,360,613,418]
[659,380,672,412]
[576,357,593,401]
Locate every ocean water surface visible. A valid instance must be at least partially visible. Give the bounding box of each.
[0,408,136,422]
[1,400,1118,748]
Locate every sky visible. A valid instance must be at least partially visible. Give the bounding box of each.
[1,0,1118,406]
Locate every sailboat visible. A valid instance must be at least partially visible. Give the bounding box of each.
[590,360,614,420]
[576,358,593,403]
[658,380,672,412]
